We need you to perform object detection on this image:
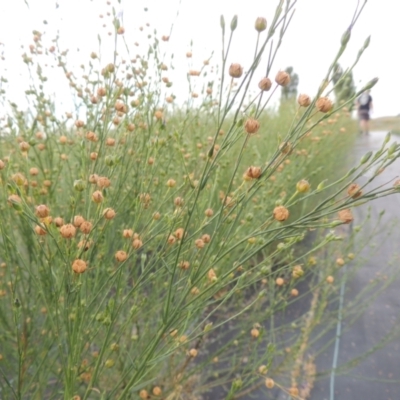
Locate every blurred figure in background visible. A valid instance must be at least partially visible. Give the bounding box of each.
[356,90,373,134]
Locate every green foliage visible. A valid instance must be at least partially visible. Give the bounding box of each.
[332,63,356,109]
[0,2,398,400]
[281,66,299,100]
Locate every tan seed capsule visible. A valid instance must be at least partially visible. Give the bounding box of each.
[80,221,92,234]
[132,239,143,249]
[106,138,115,146]
[174,197,184,207]
[258,77,272,91]
[298,94,311,107]
[291,288,299,297]
[175,228,185,240]
[336,258,345,267]
[92,190,104,203]
[97,177,111,189]
[244,118,260,134]
[275,71,290,86]
[195,239,205,249]
[275,277,284,286]
[251,328,260,338]
[205,208,214,217]
[73,215,85,227]
[60,224,76,239]
[123,229,133,238]
[29,167,39,176]
[229,63,243,78]
[265,378,275,389]
[326,275,334,284]
[338,209,353,224]
[347,183,362,199]
[279,141,293,155]
[35,204,50,218]
[152,387,162,396]
[189,348,198,357]
[115,251,127,262]
[179,261,190,270]
[167,179,176,188]
[103,208,116,220]
[72,259,87,274]
[316,97,333,113]
[19,141,30,152]
[54,217,64,227]
[35,225,47,236]
[139,389,148,399]
[273,206,289,222]
[202,234,211,243]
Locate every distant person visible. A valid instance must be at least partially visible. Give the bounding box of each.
[356,90,373,134]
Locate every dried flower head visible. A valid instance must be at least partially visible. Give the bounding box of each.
[54,217,64,227]
[115,250,128,262]
[103,208,116,220]
[291,288,299,297]
[19,141,30,152]
[205,208,214,217]
[229,63,243,78]
[338,209,353,224]
[123,229,134,238]
[244,166,262,180]
[35,204,50,218]
[7,194,22,206]
[279,141,293,155]
[175,228,185,240]
[152,387,162,396]
[174,197,184,207]
[73,215,85,227]
[106,138,115,147]
[244,118,260,134]
[92,190,104,203]
[265,378,275,389]
[167,179,176,188]
[179,261,190,270]
[35,224,47,236]
[258,77,272,91]
[316,97,333,113]
[195,239,205,249]
[347,183,362,199]
[275,71,290,86]
[326,275,334,284]
[273,206,289,222]
[29,167,39,176]
[72,259,87,274]
[275,277,284,286]
[97,176,111,189]
[80,221,92,234]
[132,238,143,249]
[336,258,345,267]
[202,234,211,243]
[189,348,198,357]
[139,390,148,399]
[60,224,76,239]
[251,328,260,338]
[298,94,311,107]
[207,268,217,282]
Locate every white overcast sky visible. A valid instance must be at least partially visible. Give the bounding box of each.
[0,0,398,118]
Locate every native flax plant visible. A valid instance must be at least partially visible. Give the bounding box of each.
[1,0,400,399]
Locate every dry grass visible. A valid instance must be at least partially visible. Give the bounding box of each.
[370,116,400,134]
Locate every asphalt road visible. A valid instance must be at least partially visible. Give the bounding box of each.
[309,131,400,400]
